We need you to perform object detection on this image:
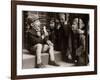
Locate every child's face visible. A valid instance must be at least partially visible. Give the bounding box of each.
[78,19,84,29]
[72,18,85,34]
[59,14,65,23]
[72,18,78,31]
[50,20,55,29]
[34,20,41,26]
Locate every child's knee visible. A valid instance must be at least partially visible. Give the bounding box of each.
[36,43,43,49]
[49,45,54,49]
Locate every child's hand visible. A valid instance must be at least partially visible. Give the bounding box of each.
[64,20,68,25]
[43,26,48,36]
[37,31,41,37]
[77,29,84,34]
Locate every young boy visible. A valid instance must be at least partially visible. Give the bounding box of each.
[27,13,59,68]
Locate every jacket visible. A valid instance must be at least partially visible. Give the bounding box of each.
[28,26,49,47]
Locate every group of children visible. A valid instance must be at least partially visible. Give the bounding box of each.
[25,12,89,68]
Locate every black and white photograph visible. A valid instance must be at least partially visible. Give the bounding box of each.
[11,1,97,79]
[22,11,89,69]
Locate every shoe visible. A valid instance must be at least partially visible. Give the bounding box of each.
[48,61,59,66]
[66,59,75,63]
[35,63,45,68]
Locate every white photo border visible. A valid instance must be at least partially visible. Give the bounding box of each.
[16,5,95,76]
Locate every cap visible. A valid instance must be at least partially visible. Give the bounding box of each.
[27,12,40,22]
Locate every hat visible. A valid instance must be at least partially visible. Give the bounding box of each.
[27,12,40,22]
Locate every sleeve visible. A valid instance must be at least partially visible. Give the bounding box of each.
[28,29,43,45]
[43,28,51,42]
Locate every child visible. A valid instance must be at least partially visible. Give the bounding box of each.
[71,18,88,66]
[27,13,59,68]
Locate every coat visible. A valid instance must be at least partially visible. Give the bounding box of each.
[28,27,49,48]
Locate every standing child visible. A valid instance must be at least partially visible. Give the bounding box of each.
[71,18,88,66]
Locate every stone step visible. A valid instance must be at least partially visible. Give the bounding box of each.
[22,49,62,69]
